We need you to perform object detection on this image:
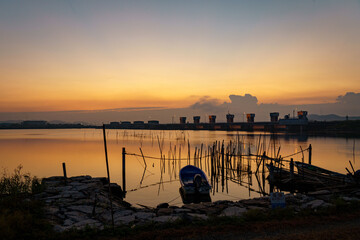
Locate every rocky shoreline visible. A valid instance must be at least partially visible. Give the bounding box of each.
[35,175,360,232]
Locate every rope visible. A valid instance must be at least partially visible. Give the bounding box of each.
[126,179,178,192]
[125,146,309,164]
[167,195,181,204]
[281,147,309,159]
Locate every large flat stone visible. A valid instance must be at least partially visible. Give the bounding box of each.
[68,205,94,215]
[65,211,88,222]
[114,214,135,225]
[152,215,180,223]
[302,199,325,209]
[188,213,208,220]
[157,208,174,216]
[220,206,247,217]
[72,219,103,229]
[134,212,156,220]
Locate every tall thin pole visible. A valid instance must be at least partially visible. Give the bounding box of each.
[122,147,126,195]
[103,124,114,229]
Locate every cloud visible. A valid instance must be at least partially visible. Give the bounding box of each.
[336,92,360,104]
[229,94,258,106]
[189,96,225,113]
[1,92,359,124]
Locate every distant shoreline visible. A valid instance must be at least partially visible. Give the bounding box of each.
[1,120,360,137]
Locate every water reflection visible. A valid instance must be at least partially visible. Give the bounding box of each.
[0,129,358,207]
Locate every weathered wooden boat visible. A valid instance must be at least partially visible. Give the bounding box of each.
[266,163,291,179]
[266,163,324,192]
[294,161,353,184]
[179,165,211,204]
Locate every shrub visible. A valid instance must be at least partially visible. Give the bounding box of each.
[0,165,43,198]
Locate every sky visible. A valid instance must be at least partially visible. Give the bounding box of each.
[0,0,360,115]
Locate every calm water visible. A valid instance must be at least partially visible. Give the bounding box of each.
[0,129,358,207]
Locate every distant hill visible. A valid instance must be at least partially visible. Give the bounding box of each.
[308,114,360,121]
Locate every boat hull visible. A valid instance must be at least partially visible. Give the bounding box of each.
[179,165,211,203]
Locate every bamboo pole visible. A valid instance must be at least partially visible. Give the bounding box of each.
[102,124,114,229]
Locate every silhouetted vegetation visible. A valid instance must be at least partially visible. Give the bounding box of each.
[0,166,51,240]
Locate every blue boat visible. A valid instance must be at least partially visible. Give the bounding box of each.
[179,165,211,203]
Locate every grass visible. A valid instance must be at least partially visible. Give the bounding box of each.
[0,166,51,240]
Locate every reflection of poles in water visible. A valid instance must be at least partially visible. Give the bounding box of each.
[173,145,177,179]
[200,143,203,170]
[178,145,182,177]
[187,140,190,165]
[221,142,224,192]
[353,139,356,164]
[139,148,147,185]
[127,134,316,198]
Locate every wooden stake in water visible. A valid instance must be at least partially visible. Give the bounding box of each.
[62,162,67,185]
[102,124,114,229]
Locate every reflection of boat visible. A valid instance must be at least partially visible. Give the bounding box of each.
[179,165,211,204]
[294,161,352,184]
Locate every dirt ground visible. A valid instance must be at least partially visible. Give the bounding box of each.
[118,210,360,240]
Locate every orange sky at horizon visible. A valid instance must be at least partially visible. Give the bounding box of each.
[1,1,359,112]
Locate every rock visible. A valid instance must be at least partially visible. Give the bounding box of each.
[220,206,247,217]
[100,210,133,223]
[104,183,124,199]
[342,196,360,202]
[134,212,156,220]
[203,207,221,216]
[157,208,174,216]
[285,194,298,204]
[75,183,98,191]
[322,203,333,208]
[240,199,269,207]
[152,215,180,223]
[173,208,192,214]
[70,175,92,181]
[157,203,169,209]
[307,190,331,196]
[53,224,66,232]
[66,211,88,222]
[214,200,233,205]
[68,205,94,215]
[114,209,134,217]
[302,199,325,209]
[72,219,103,229]
[315,194,332,202]
[45,206,59,215]
[247,206,266,211]
[188,213,208,220]
[63,219,74,226]
[61,190,86,199]
[114,214,135,225]
[183,203,207,212]
[354,191,360,197]
[46,194,62,200]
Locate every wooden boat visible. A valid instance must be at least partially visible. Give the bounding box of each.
[266,163,324,192]
[179,165,211,203]
[294,161,353,184]
[266,163,292,179]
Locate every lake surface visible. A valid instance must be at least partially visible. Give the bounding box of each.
[0,129,358,207]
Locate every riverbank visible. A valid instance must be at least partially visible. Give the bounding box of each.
[2,174,360,239]
[38,176,360,233]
